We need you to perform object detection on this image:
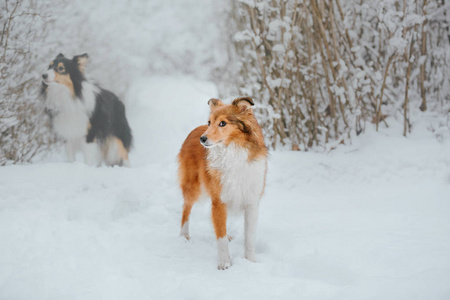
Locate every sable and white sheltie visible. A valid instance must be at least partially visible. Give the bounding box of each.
[41,53,132,166]
[178,97,268,270]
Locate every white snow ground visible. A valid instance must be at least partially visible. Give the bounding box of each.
[1,76,450,300]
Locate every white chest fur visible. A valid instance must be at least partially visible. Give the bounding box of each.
[45,82,98,140]
[207,143,267,210]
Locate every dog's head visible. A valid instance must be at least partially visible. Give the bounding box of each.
[41,53,88,98]
[200,97,255,148]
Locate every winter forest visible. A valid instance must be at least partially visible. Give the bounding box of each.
[1,0,450,299]
[2,0,449,162]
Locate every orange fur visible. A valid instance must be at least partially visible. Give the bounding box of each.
[113,136,129,162]
[101,136,130,166]
[178,97,268,268]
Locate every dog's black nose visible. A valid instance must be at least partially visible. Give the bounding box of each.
[42,73,48,80]
[200,136,208,144]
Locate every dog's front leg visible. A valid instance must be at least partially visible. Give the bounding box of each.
[212,200,231,270]
[65,139,77,162]
[82,141,101,167]
[244,203,259,262]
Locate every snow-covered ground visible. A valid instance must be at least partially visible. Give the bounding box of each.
[1,76,450,300]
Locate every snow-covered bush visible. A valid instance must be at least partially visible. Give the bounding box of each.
[0,0,57,165]
[228,0,450,150]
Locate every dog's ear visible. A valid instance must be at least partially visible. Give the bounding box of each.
[208,98,224,110]
[232,97,254,112]
[72,53,89,73]
[56,53,65,59]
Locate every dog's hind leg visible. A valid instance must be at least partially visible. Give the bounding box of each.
[103,137,130,167]
[117,138,130,167]
[180,202,193,240]
[179,176,201,240]
[180,189,200,240]
[82,141,101,166]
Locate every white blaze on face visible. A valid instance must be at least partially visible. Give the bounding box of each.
[43,69,56,83]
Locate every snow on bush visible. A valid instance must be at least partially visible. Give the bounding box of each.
[0,0,57,165]
[226,0,450,150]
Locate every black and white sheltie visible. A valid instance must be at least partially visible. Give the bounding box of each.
[41,53,132,166]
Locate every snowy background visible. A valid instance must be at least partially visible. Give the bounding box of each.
[1,0,450,299]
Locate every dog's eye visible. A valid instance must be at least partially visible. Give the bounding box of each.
[219,121,227,127]
[58,66,64,72]
[208,121,211,126]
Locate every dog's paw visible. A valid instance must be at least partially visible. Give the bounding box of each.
[217,259,232,270]
[245,252,257,263]
[180,233,190,241]
[180,223,190,241]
